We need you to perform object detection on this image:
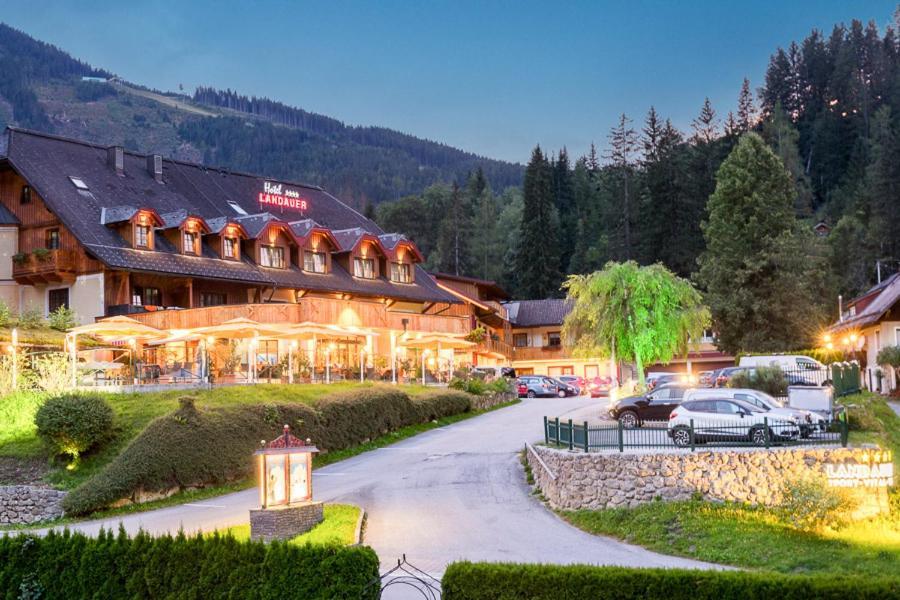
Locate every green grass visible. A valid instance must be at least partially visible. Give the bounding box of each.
[207,504,361,546]
[0,382,431,489]
[561,499,900,577]
[840,392,900,455]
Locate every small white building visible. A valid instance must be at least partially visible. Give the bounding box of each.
[828,273,900,393]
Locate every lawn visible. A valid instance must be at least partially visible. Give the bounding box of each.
[208,503,362,546]
[0,382,431,489]
[558,392,900,577]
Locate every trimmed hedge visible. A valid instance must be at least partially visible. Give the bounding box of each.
[0,528,379,599]
[64,386,474,515]
[441,563,900,599]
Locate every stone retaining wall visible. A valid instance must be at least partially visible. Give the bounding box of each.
[470,391,517,411]
[0,486,67,524]
[525,445,892,516]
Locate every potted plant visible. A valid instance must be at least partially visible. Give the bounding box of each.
[33,247,51,262]
[12,253,27,266]
[465,327,486,343]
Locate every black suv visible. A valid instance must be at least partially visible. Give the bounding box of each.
[607,384,689,428]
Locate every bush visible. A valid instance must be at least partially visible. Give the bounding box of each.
[30,352,72,392]
[48,306,77,331]
[778,479,856,531]
[441,562,899,600]
[34,394,114,461]
[64,385,476,515]
[0,298,11,327]
[17,307,44,329]
[0,529,379,599]
[728,366,787,397]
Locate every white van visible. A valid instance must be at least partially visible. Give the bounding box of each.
[738,355,830,384]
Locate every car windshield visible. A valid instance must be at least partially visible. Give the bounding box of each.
[756,392,783,408]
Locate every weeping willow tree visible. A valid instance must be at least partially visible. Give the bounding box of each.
[562,261,710,387]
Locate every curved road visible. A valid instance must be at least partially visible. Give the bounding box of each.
[43,397,722,584]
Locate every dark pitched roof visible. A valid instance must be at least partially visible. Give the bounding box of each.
[504,299,572,327]
[829,272,900,332]
[432,272,511,301]
[289,218,318,239]
[3,127,454,305]
[331,227,366,253]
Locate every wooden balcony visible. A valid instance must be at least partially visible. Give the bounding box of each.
[115,298,469,335]
[513,344,567,362]
[12,249,76,285]
[473,337,514,359]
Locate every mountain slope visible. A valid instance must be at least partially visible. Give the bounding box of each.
[0,23,522,207]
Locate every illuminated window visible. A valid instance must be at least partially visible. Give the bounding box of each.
[20,185,31,205]
[45,229,60,250]
[390,262,412,283]
[223,237,238,259]
[303,251,326,273]
[135,225,151,248]
[513,333,528,347]
[353,257,375,279]
[183,231,199,255]
[260,245,285,268]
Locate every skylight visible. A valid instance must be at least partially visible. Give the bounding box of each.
[227,200,248,216]
[69,176,89,190]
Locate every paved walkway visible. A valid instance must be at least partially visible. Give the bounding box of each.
[39,396,724,596]
[888,401,900,418]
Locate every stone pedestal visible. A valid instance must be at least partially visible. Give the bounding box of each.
[250,501,324,542]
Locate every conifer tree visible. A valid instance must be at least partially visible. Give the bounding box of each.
[515,146,562,298]
[605,114,639,260]
[551,148,575,272]
[434,182,473,275]
[737,77,756,132]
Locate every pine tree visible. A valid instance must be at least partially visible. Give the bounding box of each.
[691,98,719,144]
[605,114,639,260]
[697,133,829,353]
[515,146,562,298]
[737,77,756,132]
[761,102,814,216]
[434,182,473,275]
[470,184,502,281]
[569,157,606,274]
[551,148,575,272]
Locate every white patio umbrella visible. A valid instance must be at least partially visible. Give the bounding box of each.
[192,318,288,382]
[401,333,475,384]
[67,316,167,387]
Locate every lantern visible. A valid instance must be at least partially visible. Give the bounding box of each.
[255,424,318,508]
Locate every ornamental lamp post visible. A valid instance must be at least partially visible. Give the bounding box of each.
[250,424,323,541]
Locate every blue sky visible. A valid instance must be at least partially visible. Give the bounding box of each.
[4,1,897,163]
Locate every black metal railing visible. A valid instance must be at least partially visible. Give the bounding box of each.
[544,414,848,453]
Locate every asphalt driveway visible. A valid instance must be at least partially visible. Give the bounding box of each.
[40,395,724,593]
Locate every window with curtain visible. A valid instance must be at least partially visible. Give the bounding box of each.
[390,262,412,283]
[260,245,285,268]
[135,225,151,248]
[353,257,375,279]
[303,251,326,273]
[223,237,238,259]
[183,231,199,255]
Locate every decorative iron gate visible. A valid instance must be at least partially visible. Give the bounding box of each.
[363,555,442,599]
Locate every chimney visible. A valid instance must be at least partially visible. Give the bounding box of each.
[147,154,163,183]
[108,146,124,176]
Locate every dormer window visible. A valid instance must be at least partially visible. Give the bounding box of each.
[135,224,151,248]
[390,262,412,283]
[223,236,238,259]
[353,257,375,279]
[20,185,31,205]
[303,250,327,273]
[183,231,199,255]
[260,245,285,268]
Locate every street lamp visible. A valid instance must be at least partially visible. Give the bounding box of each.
[289,340,298,384]
[421,349,430,385]
[359,347,366,382]
[325,343,335,383]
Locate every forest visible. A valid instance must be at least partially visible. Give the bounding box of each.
[376,14,900,341]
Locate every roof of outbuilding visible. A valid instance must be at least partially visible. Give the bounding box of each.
[2,127,453,304]
[830,272,900,332]
[504,299,572,327]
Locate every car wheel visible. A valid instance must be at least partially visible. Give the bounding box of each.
[527,390,536,398]
[672,426,692,447]
[800,425,811,439]
[750,426,769,446]
[558,390,566,398]
[618,410,639,429]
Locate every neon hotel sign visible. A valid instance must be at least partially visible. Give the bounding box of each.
[258,181,308,212]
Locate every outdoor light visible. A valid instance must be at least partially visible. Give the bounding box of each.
[827,342,834,350]
[823,333,832,343]
[850,333,858,343]
[255,425,318,508]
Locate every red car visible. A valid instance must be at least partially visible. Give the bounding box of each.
[587,376,613,397]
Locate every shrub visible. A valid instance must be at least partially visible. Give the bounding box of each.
[48,306,77,331]
[34,394,114,461]
[30,352,72,393]
[31,247,50,262]
[0,298,11,327]
[17,307,44,329]
[11,252,27,266]
[451,376,488,395]
[441,562,899,600]
[64,385,477,515]
[778,478,856,531]
[877,345,900,381]
[728,366,787,397]
[0,529,379,599]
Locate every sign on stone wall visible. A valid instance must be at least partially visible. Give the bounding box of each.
[825,450,894,488]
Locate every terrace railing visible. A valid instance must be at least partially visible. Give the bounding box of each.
[543,414,848,453]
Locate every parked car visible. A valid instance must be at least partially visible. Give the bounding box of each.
[646,373,680,391]
[684,388,826,437]
[587,376,613,397]
[716,366,817,388]
[608,384,690,428]
[471,366,516,379]
[517,375,560,398]
[738,354,831,385]
[697,371,714,387]
[714,366,746,387]
[548,377,580,397]
[557,375,585,395]
[667,397,801,447]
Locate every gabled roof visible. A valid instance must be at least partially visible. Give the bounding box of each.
[331,227,387,255]
[205,216,249,237]
[433,272,510,301]
[830,273,900,332]
[0,203,18,225]
[379,233,424,262]
[504,299,572,327]
[2,127,456,305]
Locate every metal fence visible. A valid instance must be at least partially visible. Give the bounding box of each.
[544,415,848,453]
